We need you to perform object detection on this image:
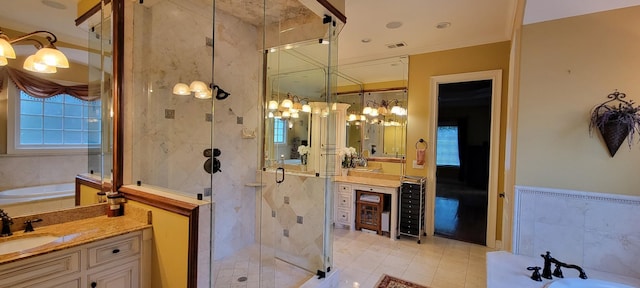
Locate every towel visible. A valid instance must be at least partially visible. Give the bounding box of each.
[416,148,426,165]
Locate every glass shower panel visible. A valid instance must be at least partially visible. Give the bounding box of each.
[129,0,214,199]
[261,1,342,285]
[87,1,113,189]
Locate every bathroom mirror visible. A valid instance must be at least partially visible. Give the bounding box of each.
[265,53,408,173]
[0,1,109,216]
[264,39,331,169]
[336,56,408,160]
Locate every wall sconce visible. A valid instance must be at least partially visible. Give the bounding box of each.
[173,81,230,100]
[385,99,407,116]
[267,93,311,118]
[0,30,70,73]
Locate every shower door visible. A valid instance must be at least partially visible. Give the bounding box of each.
[259,4,341,286]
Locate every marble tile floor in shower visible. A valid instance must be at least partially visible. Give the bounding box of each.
[213,227,492,288]
[212,244,313,288]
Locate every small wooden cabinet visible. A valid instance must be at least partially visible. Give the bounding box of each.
[355,190,384,234]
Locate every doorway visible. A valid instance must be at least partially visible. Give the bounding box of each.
[434,80,491,245]
[427,70,501,248]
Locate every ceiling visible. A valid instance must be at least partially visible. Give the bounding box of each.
[1,0,640,82]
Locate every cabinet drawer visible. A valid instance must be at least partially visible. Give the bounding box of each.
[337,193,351,209]
[336,209,351,224]
[399,227,420,236]
[0,250,80,288]
[88,233,141,268]
[401,191,423,199]
[338,184,351,193]
[31,277,80,288]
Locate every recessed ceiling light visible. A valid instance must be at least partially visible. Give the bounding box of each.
[42,0,67,10]
[361,38,372,43]
[436,22,451,29]
[386,21,403,29]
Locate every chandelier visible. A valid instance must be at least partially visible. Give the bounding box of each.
[0,30,70,74]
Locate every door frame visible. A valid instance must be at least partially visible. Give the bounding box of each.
[427,70,502,248]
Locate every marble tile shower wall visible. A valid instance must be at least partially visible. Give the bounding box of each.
[261,171,326,271]
[210,10,261,260]
[514,186,640,278]
[129,2,260,260]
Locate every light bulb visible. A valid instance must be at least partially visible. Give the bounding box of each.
[189,81,208,93]
[34,47,69,68]
[0,38,16,59]
[268,100,279,110]
[23,55,56,73]
[281,98,293,108]
[172,83,191,95]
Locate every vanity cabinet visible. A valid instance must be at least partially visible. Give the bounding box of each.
[334,178,401,239]
[334,183,353,229]
[0,230,150,288]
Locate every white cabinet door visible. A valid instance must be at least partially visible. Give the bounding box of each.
[88,260,139,288]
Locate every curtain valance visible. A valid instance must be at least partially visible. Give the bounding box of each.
[0,66,98,101]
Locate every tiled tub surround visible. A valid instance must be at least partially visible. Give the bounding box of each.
[0,204,151,264]
[487,251,640,288]
[514,186,640,278]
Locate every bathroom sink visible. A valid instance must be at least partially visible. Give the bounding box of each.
[0,234,59,255]
[544,278,634,288]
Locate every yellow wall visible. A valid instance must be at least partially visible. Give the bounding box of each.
[516,6,640,195]
[78,0,100,18]
[127,200,190,288]
[79,184,101,206]
[407,41,511,239]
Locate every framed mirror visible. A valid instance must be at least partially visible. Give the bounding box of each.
[336,56,408,174]
[0,1,109,216]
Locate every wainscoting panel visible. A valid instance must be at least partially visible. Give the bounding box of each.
[514,186,640,278]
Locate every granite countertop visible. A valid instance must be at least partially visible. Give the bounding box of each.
[0,212,151,264]
[334,175,402,188]
[487,251,640,288]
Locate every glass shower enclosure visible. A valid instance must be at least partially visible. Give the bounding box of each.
[126,0,342,286]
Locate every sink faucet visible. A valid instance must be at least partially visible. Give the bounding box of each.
[24,218,43,232]
[0,209,13,237]
[541,251,588,280]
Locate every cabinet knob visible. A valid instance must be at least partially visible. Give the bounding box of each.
[112,248,120,254]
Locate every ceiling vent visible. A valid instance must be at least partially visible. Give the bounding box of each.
[386,42,407,49]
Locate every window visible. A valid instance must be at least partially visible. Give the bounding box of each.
[273,118,286,144]
[13,91,101,151]
[436,125,460,166]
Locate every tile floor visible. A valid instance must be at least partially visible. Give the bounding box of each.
[334,228,493,288]
[212,227,493,288]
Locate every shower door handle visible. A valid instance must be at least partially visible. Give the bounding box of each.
[275,167,285,183]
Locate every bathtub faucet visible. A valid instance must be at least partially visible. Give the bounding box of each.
[541,251,588,280]
[0,209,13,237]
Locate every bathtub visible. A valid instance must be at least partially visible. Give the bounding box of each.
[0,183,76,216]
